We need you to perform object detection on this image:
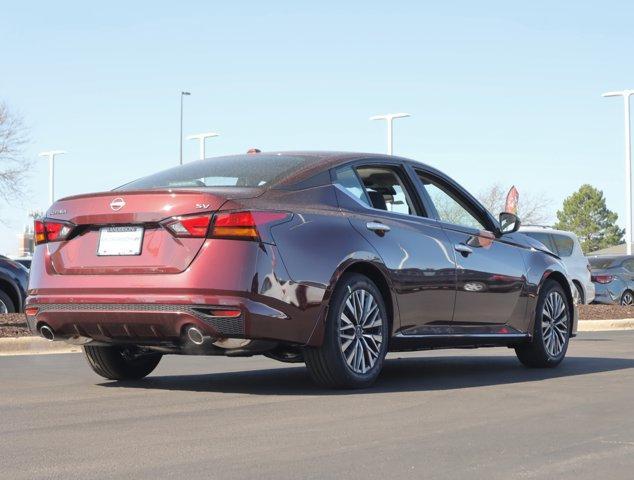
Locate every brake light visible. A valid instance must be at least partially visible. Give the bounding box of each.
[34,219,74,245]
[592,274,613,284]
[163,213,211,238]
[210,211,290,241]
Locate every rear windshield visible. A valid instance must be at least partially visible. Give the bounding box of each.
[588,257,621,269]
[117,154,309,190]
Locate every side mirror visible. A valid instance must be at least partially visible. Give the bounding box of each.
[499,212,521,235]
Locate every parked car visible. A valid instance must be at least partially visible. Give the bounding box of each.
[519,226,594,305]
[587,255,634,305]
[0,255,29,313]
[8,256,32,270]
[26,151,577,388]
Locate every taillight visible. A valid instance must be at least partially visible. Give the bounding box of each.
[592,274,613,284]
[210,211,290,241]
[162,213,211,238]
[34,219,74,245]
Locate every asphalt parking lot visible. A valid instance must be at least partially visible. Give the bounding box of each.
[1,331,633,480]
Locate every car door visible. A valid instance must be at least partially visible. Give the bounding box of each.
[332,162,456,332]
[412,167,527,326]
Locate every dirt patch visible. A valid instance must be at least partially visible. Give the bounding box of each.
[578,304,634,320]
[0,314,31,338]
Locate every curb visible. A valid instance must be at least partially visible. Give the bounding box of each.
[0,337,82,356]
[0,319,633,356]
[578,319,634,332]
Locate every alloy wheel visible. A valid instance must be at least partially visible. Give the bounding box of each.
[0,299,7,315]
[541,291,569,357]
[339,288,383,374]
[621,291,633,306]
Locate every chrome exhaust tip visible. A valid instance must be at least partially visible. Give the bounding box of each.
[39,325,55,341]
[186,326,205,346]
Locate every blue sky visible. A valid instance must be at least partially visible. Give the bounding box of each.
[1,0,633,254]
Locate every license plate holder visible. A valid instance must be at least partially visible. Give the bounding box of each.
[97,226,144,256]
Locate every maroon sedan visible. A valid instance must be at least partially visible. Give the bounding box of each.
[27,151,577,388]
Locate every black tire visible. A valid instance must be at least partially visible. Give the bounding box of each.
[515,280,570,368]
[304,273,389,389]
[620,290,634,306]
[0,290,15,314]
[83,345,162,380]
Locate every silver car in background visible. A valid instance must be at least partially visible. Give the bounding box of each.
[587,255,634,305]
[520,226,595,305]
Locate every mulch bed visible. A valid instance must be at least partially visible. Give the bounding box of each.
[0,305,631,338]
[578,304,634,320]
[0,314,30,338]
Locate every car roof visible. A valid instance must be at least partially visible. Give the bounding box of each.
[519,226,578,238]
[254,151,433,187]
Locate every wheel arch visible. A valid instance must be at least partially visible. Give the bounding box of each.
[541,270,575,334]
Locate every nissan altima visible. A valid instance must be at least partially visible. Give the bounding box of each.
[26,151,577,388]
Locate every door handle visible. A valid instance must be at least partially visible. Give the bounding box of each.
[454,244,473,256]
[366,222,391,234]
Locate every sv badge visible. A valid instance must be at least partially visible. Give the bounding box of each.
[195,204,211,209]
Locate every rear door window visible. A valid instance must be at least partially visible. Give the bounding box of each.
[552,234,575,257]
[355,166,419,216]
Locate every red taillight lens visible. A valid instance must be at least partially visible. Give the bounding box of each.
[210,211,290,241]
[592,274,613,284]
[163,214,211,238]
[34,219,74,245]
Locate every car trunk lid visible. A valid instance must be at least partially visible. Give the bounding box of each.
[42,188,261,275]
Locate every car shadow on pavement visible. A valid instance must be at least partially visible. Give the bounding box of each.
[98,355,634,395]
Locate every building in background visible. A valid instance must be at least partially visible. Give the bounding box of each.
[16,224,34,257]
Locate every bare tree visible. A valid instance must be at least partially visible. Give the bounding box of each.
[477,183,552,225]
[0,102,30,204]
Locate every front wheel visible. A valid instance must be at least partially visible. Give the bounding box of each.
[515,280,570,368]
[304,273,389,389]
[84,345,162,380]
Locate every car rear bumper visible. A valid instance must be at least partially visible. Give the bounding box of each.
[591,283,620,305]
[26,240,327,347]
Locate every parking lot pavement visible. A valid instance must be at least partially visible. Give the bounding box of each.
[1,332,634,480]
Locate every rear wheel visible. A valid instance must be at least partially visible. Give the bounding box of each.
[304,273,388,389]
[620,290,633,306]
[0,290,15,314]
[515,280,570,368]
[84,345,162,380]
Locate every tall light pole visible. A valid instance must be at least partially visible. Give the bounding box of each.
[38,150,66,206]
[603,90,634,254]
[187,132,219,160]
[369,113,411,155]
[179,91,191,165]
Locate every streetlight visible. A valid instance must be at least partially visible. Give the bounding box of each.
[179,91,191,165]
[187,132,219,161]
[369,113,411,155]
[603,90,634,254]
[38,150,66,205]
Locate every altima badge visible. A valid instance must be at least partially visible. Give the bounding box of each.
[110,197,126,211]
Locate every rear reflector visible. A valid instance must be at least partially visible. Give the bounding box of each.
[34,219,75,245]
[163,213,212,238]
[210,211,290,241]
[592,274,613,284]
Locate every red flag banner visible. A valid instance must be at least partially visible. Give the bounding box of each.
[505,186,519,214]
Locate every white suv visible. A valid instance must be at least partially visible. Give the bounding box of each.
[519,226,595,304]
